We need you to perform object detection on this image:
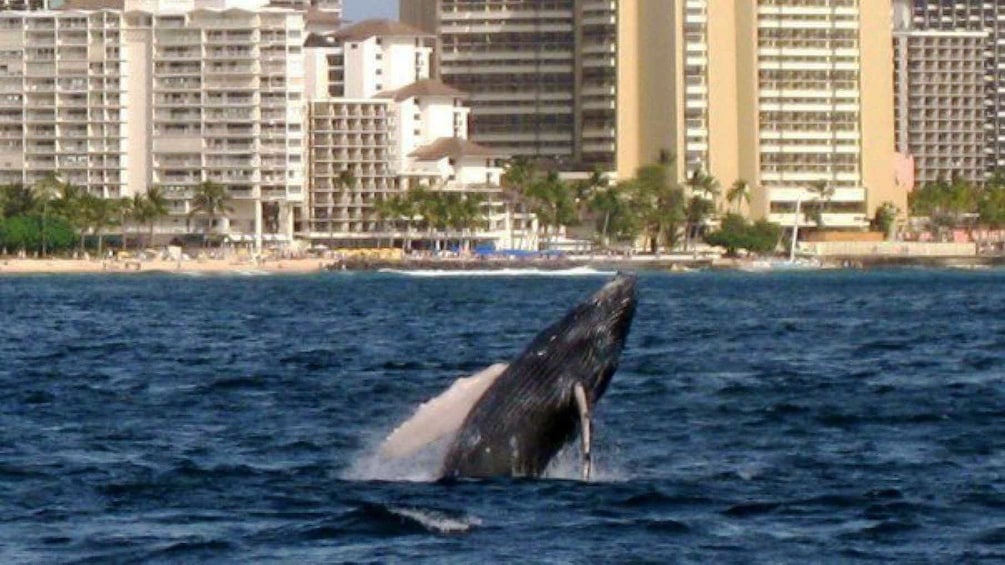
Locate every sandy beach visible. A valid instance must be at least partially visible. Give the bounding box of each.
[0,257,329,275]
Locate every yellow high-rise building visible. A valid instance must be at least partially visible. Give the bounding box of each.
[402,0,902,227]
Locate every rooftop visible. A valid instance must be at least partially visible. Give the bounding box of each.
[409,137,507,161]
[332,19,431,42]
[377,79,467,102]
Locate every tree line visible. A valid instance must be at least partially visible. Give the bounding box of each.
[0,177,234,257]
[498,152,777,255]
[908,172,1005,240]
[373,186,486,251]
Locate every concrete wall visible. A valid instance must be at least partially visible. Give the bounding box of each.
[802,241,977,257]
[616,0,676,180]
[860,0,903,218]
[124,25,152,198]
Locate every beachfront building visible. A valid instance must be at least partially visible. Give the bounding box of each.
[400,0,902,231]
[131,0,307,247]
[399,0,623,174]
[0,0,307,248]
[643,0,900,229]
[899,1,1005,174]
[0,8,131,195]
[893,25,987,187]
[267,0,339,17]
[304,19,535,249]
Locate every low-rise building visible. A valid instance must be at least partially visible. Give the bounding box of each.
[304,19,535,250]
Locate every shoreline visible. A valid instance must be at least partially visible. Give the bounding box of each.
[0,257,328,275]
[0,253,1000,276]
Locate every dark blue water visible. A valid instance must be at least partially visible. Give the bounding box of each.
[2,269,1004,563]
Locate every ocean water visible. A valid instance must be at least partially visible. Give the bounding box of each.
[1,269,1004,563]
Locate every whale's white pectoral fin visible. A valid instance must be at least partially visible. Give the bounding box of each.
[379,363,508,459]
[573,382,592,481]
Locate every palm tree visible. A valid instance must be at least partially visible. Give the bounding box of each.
[501,157,538,250]
[525,171,575,249]
[726,180,751,214]
[446,193,485,252]
[574,168,607,220]
[144,185,169,248]
[80,193,119,257]
[188,180,233,247]
[33,173,62,257]
[631,152,686,253]
[688,168,720,198]
[116,196,134,250]
[589,181,625,248]
[1,183,37,219]
[684,195,715,251]
[330,169,356,245]
[130,193,152,250]
[806,180,835,227]
[51,181,82,220]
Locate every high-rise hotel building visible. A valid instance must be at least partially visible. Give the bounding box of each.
[401,0,621,172]
[898,1,1005,176]
[893,5,986,187]
[403,0,901,228]
[0,0,307,244]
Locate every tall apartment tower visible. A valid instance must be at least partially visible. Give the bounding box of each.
[130,1,307,242]
[400,0,628,173]
[0,0,308,246]
[0,9,131,196]
[893,21,986,186]
[899,1,1005,175]
[402,0,901,227]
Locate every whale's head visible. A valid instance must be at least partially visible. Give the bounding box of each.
[575,272,637,398]
[523,272,638,402]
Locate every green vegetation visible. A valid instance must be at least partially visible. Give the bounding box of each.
[703,213,781,257]
[493,153,788,254]
[374,187,485,251]
[908,173,1005,239]
[872,202,899,238]
[188,180,234,246]
[0,215,77,255]
[0,178,179,257]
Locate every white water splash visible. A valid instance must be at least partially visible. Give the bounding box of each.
[543,441,630,483]
[387,506,483,534]
[342,431,450,483]
[345,421,630,483]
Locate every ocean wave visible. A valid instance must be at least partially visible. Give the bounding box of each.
[377,266,616,278]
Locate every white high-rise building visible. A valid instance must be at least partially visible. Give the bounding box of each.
[0,0,308,247]
[130,0,307,245]
[0,8,130,195]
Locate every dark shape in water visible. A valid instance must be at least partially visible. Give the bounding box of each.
[441,273,638,479]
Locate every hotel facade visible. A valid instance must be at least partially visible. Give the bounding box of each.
[402,0,903,228]
[0,0,308,246]
[893,25,986,187]
[898,1,1005,177]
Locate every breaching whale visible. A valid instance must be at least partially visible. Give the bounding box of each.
[380,273,637,480]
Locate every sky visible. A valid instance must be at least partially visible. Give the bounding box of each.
[343,0,398,22]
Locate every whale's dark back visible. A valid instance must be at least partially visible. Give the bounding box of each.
[442,274,637,478]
